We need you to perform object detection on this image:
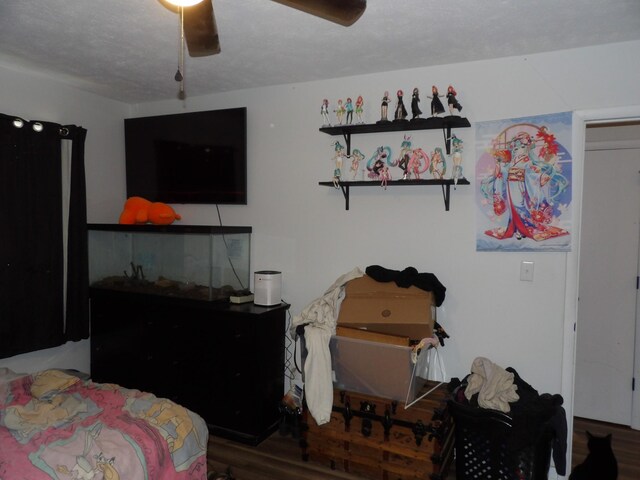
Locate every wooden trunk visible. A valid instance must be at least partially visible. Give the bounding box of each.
[301,382,454,480]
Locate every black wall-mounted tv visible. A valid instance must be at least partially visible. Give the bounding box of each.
[124,107,247,205]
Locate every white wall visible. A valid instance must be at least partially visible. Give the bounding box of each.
[0,61,130,374]
[128,39,640,398]
[1,39,640,444]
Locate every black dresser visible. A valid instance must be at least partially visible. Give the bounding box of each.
[90,288,289,445]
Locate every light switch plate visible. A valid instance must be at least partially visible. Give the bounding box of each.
[520,261,534,281]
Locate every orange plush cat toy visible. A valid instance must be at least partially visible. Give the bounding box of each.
[118,197,182,225]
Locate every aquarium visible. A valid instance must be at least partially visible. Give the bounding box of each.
[88,224,251,301]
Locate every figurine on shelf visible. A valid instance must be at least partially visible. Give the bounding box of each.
[355,95,364,124]
[334,99,346,125]
[450,134,465,184]
[410,87,422,120]
[408,148,430,179]
[428,85,445,117]
[320,98,331,126]
[395,135,413,180]
[345,97,354,124]
[429,147,447,179]
[350,148,365,180]
[446,85,462,115]
[331,140,345,187]
[379,164,391,189]
[394,89,408,121]
[366,146,392,180]
[378,91,391,123]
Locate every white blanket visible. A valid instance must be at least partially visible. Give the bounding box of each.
[464,357,519,412]
[292,267,364,425]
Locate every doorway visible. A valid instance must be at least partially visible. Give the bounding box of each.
[574,121,640,428]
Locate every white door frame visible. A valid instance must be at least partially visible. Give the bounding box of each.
[562,105,640,473]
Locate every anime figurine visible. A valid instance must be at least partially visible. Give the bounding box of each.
[428,85,445,116]
[429,147,447,179]
[408,148,430,179]
[395,135,413,179]
[331,140,345,187]
[410,87,422,120]
[394,89,408,121]
[345,97,354,124]
[366,146,393,180]
[320,99,330,126]
[378,91,391,123]
[350,148,365,180]
[450,134,464,184]
[355,95,364,123]
[334,99,346,125]
[379,164,391,189]
[446,85,462,115]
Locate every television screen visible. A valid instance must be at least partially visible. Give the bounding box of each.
[125,107,247,204]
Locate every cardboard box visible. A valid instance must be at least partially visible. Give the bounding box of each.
[337,275,435,340]
[335,325,410,346]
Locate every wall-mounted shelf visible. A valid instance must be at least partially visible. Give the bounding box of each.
[319,116,471,211]
[320,116,471,155]
[319,178,470,211]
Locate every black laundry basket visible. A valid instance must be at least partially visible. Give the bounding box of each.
[448,399,554,480]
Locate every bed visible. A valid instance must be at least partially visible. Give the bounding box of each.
[0,368,209,479]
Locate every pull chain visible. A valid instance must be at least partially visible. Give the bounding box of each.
[174,6,186,99]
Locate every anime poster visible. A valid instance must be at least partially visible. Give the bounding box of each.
[475,112,572,252]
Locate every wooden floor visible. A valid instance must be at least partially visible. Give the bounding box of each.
[207,430,366,480]
[571,417,640,480]
[207,417,640,480]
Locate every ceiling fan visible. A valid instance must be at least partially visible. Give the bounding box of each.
[161,0,367,57]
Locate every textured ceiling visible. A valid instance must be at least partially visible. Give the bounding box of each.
[0,0,639,104]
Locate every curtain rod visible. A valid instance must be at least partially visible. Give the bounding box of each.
[0,112,83,138]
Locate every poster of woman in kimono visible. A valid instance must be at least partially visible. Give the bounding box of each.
[475,112,572,252]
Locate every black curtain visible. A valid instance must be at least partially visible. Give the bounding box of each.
[0,113,89,358]
[64,126,89,342]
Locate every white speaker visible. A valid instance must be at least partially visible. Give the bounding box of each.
[254,270,282,306]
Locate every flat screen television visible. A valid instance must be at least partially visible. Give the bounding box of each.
[124,107,247,205]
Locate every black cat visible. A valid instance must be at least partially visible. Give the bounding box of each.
[569,431,618,480]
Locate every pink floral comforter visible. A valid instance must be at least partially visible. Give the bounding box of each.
[0,368,208,479]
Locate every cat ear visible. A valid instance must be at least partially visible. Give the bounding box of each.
[586,430,593,439]
[605,433,612,442]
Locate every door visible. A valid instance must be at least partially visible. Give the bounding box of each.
[574,124,640,426]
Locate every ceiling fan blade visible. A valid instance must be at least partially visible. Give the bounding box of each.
[271,0,366,27]
[183,0,220,57]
